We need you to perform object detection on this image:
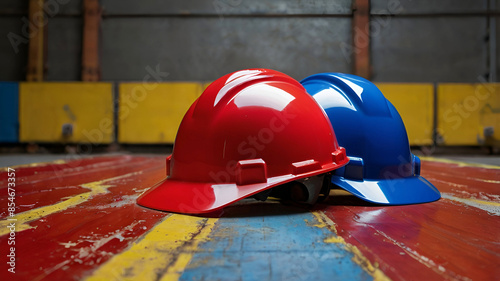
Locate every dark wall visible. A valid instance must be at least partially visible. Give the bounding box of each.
[0,0,498,82]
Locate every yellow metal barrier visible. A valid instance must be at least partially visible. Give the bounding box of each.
[16,81,500,147]
[437,84,500,146]
[118,82,202,143]
[19,82,113,143]
[376,83,434,146]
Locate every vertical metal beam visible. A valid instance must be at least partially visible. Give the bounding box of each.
[489,0,497,82]
[352,0,371,79]
[26,0,46,81]
[82,0,101,81]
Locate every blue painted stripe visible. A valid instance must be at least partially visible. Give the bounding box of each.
[0,82,19,143]
[180,203,371,281]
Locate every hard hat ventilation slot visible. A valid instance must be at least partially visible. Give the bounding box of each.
[413,155,421,176]
[332,147,346,164]
[344,157,364,180]
[236,159,267,185]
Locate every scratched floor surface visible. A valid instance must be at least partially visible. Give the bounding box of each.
[0,155,498,281]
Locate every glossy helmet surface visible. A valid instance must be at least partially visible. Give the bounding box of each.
[137,69,348,213]
[301,72,440,205]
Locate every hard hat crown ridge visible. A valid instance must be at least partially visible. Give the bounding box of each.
[302,72,392,117]
[137,69,348,214]
[192,69,304,120]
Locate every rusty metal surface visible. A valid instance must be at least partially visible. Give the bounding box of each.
[81,0,102,81]
[0,155,498,280]
[352,0,371,79]
[25,0,46,82]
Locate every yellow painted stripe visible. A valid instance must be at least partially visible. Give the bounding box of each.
[84,214,217,281]
[441,193,500,216]
[420,156,500,169]
[479,179,500,184]
[469,198,500,207]
[311,211,390,281]
[0,171,142,236]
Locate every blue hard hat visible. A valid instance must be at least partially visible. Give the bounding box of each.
[301,73,441,205]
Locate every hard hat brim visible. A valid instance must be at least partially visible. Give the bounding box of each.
[331,175,441,205]
[137,159,348,214]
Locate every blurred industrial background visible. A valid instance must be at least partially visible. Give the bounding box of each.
[0,0,499,158]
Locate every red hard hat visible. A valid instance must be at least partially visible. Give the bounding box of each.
[137,69,348,214]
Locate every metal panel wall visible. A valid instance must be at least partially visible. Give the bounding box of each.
[0,0,28,13]
[0,18,29,81]
[47,18,83,81]
[15,0,83,15]
[371,0,487,14]
[1,0,498,83]
[101,0,352,15]
[496,8,500,81]
[53,0,82,14]
[0,0,83,81]
[371,17,488,83]
[45,1,83,81]
[101,17,351,81]
[99,0,352,81]
[371,0,492,83]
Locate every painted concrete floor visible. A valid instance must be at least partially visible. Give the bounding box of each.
[0,155,498,281]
